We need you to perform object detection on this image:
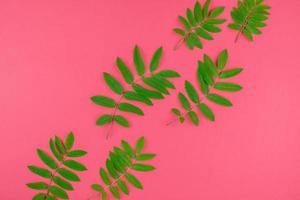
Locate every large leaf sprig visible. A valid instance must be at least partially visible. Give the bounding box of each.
[169,49,243,126]
[89,136,155,200]
[173,0,226,50]
[91,45,180,138]
[27,132,87,200]
[228,0,271,42]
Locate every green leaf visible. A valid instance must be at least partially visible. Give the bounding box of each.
[195,27,213,40]
[214,82,242,92]
[48,185,68,199]
[204,54,218,77]
[198,61,214,86]
[133,84,164,100]
[135,136,145,154]
[132,163,155,172]
[106,159,119,179]
[103,72,124,95]
[171,108,181,116]
[210,6,225,17]
[217,49,228,70]
[65,132,74,150]
[57,168,80,182]
[178,93,191,111]
[125,173,143,189]
[114,115,129,127]
[32,193,46,200]
[53,176,73,191]
[28,165,51,178]
[150,47,163,72]
[185,81,199,103]
[194,1,202,22]
[121,140,135,157]
[190,32,203,49]
[27,182,48,190]
[143,77,169,95]
[202,0,211,17]
[188,111,199,125]
[55,136,66,155]
[67,150,87,157]
[101,191,107,200]
[133,45,146,76]
[49,138,63,161]
[136,153,156,161]
[37,149,57,170]
[124,91,153,105]
[117,180,129,195]
[202,23,221,33]
[116,57,134,84]
[109,186,120,199]
[91,96,115,108]
[186,8,196,26]
[178,16,191,31]
[63,160,87,171]
[207,93,232,106]
[197,103,215,121]
[158,70,180,78]
[91,183,104,192]
[96,114,113,126]
[118,103,144,116]
[100,168,111,185]
[220,68,243,79]
[173,28,185,36]
[152,74,175,89]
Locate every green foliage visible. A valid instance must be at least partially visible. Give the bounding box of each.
[174,0,226,50]
[91,46,180,132]
[27,132,87,199]
[228,0,271,42]
[170,49,243,126]
[90,137,155,200]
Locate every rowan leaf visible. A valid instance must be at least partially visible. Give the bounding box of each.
[118,103,144,116]
[117,180,129,195]
[124,91,153,105]
[229,0,270,42]
[37,149,57,170]
[197,103,215,121]
[185,80,199,103]
[188,111,199,125]
[103,72,124,95]
[133,45,146,76]
[158,70,181,78]
[150,47,163,72]
[125,173,143,189]
[96,114,113,126]
[63,160,87,171]
[116,57,134,84]
[53,176,73,191]
[220,68,243,79]
[57,168,80,182]
[207,93,233,106]
[28,165,51,179]
[178,93,191,111]
[100,168,111,185]
[114,115,129,127]
[109,186,120,199]
[91,96,115,108]
[133,84,164,100]
[26,182,48,190]
[217,49,228,70]
[132,163,155,172]
[143,77,169,95]
[48,185,68,199]
[214,82,242,92]
[135,136,145,154]
[67,150,87,157]
[136,153,156,161]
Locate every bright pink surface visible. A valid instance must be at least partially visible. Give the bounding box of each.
[1,0,300,199]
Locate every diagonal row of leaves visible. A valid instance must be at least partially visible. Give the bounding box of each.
[228,0,271,42]
[170,49,243,125]
[91,45,180,138]
[174,0,226,50]
[90,136,155,200]
[27,132,87,200]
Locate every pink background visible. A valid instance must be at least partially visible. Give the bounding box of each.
[1,0,300,199]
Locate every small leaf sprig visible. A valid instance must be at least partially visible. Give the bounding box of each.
[228,0,271,42]
[91,45,180,138]
[173,0,226,50]
[27,132,87,200]
[88,136,155,200]
[168,49,243,126]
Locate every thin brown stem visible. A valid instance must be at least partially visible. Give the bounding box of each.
[174,38,185,51]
